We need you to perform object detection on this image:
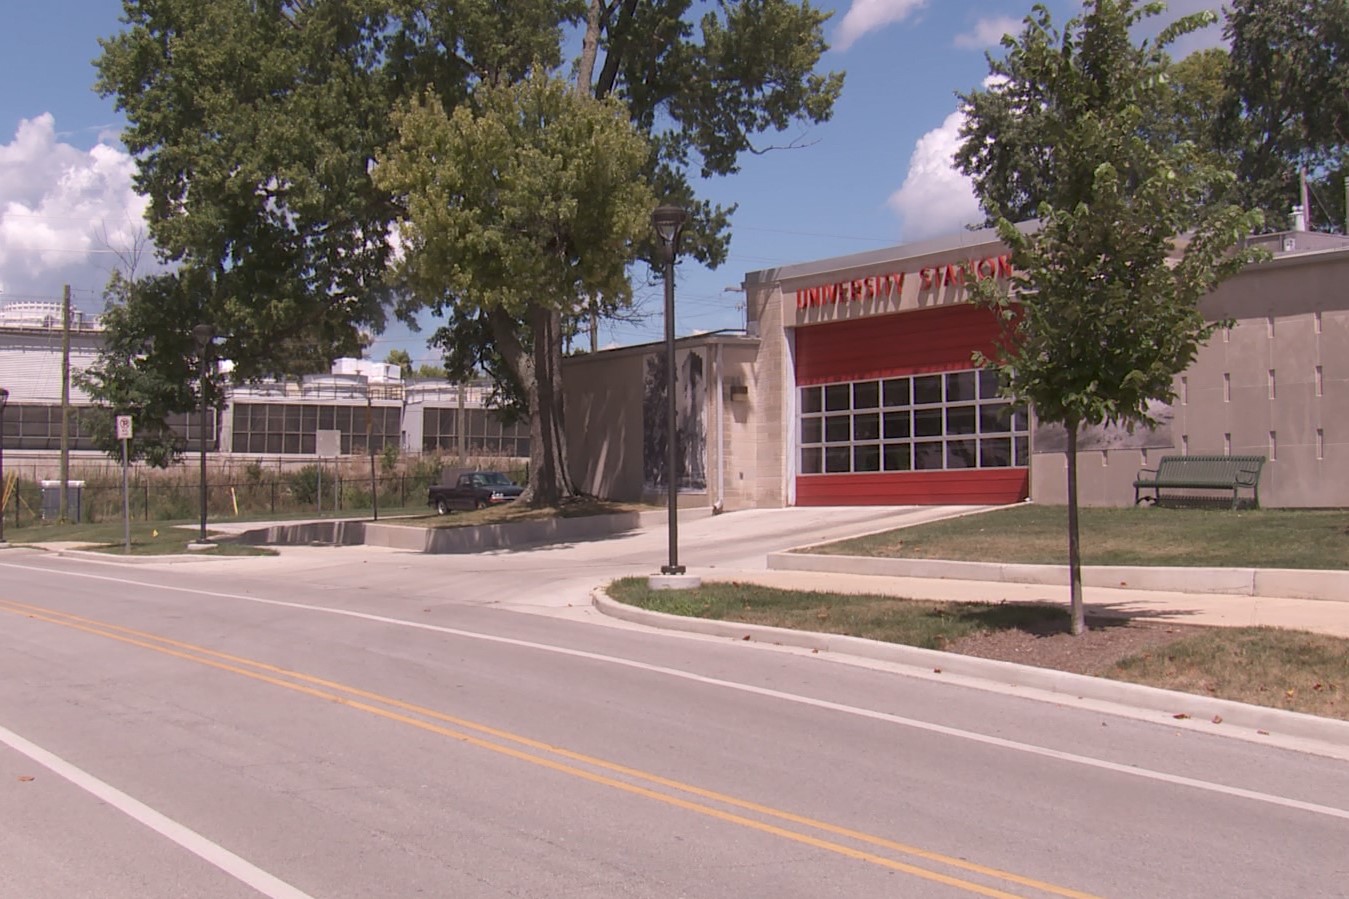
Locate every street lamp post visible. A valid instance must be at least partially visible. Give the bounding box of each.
[0,387,9,547]
[192,324,214,547]
[652,205,689,577]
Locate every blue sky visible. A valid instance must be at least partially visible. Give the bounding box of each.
[0,0,1221,368]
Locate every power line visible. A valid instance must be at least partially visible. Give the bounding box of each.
[732,223,896,244]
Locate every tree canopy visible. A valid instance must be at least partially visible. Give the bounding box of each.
[376,74,656,504]
[74,270,221,467]
[92,0,842,502]
[1221,0,1349,231]
[957,0,1266,634]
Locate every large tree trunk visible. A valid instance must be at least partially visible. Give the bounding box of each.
[487,304,576,508]
[576,0,602,94]
[1065,419,1086,636]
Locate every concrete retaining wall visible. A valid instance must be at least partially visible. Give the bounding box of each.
[233,509,678,554]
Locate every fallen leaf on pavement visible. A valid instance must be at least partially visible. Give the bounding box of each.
[1173,713,1190,719]
[17,775,34,782]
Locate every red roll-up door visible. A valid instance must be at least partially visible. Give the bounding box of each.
[796,302,997,384]
[793,303,1029,506]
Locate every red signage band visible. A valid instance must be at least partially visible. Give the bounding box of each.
[795,253,1014,309]
[795,272,904,309]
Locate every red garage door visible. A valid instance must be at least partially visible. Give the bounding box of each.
[794,303,1029,506]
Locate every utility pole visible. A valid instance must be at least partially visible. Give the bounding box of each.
[1300,168,1311,231]
[457,382,466,465]
[59,285,71,522]
[590,296,599,354]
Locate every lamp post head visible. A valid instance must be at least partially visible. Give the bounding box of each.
[192,323,215,351]
[652,205,688,260]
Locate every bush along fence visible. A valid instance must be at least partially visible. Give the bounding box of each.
[0,456,529,529]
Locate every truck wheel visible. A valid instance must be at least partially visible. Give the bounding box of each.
[474,498,488,511]
[435,498,451,516]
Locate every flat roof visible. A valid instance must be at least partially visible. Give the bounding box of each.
[742,223,1349,291]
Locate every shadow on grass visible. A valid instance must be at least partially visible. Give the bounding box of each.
[943,600,1209,638]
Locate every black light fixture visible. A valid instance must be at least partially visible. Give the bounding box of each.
[0,386,8,546]
[652,204,689,576]
[192,323,215,546]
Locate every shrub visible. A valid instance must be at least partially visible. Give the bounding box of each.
[286,464,320,505]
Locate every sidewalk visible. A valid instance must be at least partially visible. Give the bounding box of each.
[689,566,1349,638]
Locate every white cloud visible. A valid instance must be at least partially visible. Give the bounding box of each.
[833,0,927,51]
[887,109,983,243]
[953,16,1023,50]
[0,114,152,305]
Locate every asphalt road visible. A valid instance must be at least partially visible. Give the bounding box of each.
[2,508,1347,898]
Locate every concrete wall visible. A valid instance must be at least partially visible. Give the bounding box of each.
[1031,247,1349,507]
[745,283,791,508]
[563,335,762,509]
[564,348,649,502]
[712,341,762,509]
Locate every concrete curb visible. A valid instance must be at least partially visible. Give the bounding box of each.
[591,590,1349,751]
[766,552,1349,602]
[31,546,238,564]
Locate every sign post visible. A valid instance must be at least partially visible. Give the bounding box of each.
[315,429,342,516]
[116,415,133,554]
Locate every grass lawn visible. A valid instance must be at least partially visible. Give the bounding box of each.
[607,577,1067,648]
[607,578,1349,721]
[1109,628,1349,721]
[801,504,1349,569]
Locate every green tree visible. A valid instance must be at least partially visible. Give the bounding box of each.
[75,270,220,467]
[377,74,655,505]
[413,363,448,380]
[95,0,841,505]
[96,2,406,380]
[1222,0,1349,231]
[957,0,1266,634]
[384,349,413,379]
[423,0,843,499]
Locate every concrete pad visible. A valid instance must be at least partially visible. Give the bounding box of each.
[647,574,702,590]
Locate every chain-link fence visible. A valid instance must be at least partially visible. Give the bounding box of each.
[0,455,528,530]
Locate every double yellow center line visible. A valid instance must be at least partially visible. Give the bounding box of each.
[0,597,1100,899]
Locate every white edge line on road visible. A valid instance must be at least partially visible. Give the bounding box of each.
[5,560,1349,823]
[0,721,316,899]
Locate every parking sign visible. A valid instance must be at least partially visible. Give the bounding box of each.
[116,415,133,440]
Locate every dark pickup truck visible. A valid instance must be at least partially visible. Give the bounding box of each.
[427,470,523,514]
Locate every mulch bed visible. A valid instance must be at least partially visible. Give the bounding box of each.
[943,616,1208,677]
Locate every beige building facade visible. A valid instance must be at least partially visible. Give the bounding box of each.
[564,226,1349,510]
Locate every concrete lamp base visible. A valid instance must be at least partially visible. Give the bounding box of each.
[186,541,217,552]
[648,573,702,591]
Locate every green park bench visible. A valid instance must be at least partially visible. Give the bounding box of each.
[1132,454,1266,509]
